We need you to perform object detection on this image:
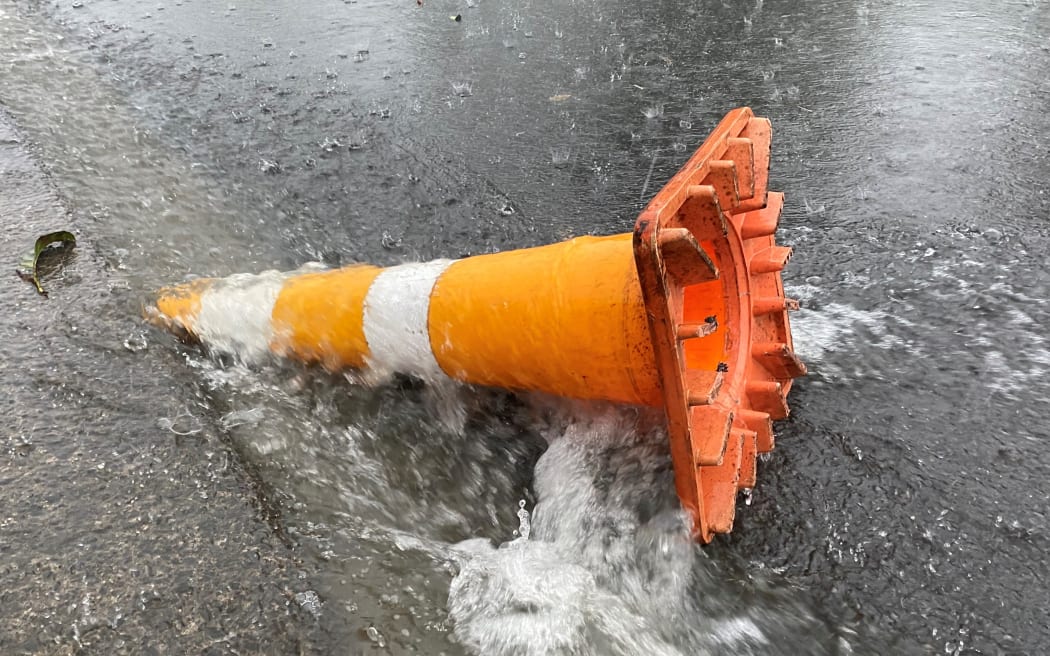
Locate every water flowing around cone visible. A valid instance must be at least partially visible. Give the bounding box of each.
[149,107,804,543]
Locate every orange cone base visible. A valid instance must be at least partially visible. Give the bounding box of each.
[633,107,805,542]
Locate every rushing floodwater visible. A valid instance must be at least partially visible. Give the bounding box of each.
[2,0,1050,653]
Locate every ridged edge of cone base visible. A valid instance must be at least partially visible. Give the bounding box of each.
[633,108,805,543]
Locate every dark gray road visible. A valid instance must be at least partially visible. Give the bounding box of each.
[2,0,1049,654]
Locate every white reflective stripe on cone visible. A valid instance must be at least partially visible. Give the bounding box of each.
[363,260,454,379]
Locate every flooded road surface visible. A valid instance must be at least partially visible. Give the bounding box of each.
[0,106,313,652]
[2,0,1049,653]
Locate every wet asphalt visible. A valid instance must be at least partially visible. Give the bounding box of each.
[2,0,1050,654]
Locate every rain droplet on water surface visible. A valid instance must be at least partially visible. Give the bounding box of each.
[259,158,282,174]
[220,407,265,429]
[320,136,344,152]
[295,590,322,618]
[642,104,664,119]
[157,412,203,436]
[123,331,148,352]
[348,131,368,150]
[365,624,386,647]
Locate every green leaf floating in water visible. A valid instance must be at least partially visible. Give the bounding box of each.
[17,230,77,296]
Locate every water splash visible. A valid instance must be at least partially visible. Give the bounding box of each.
[642,103,665,119]
[550,145,572,166]
[515,500,531,540]
[157,411,203,436]
[445,403,830,655]
[177,325,839,654]
[219,407,266,429]
[365,624,386,647]
[786,300,916,378]
[123,331,148,352]
[193,269,297,363]
[295,590,322,618]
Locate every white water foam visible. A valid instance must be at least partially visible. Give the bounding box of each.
[786,295,916,381]
[444,403,820,656]
[974,306,1050,399]
[189,263,333,363]
[187,348,834,655]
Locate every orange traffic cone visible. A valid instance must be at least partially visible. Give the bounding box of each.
[150,107,804,542]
